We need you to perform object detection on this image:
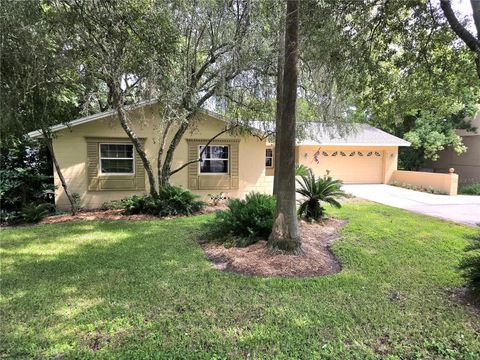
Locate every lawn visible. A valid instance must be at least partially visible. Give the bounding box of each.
[1,202,479,359]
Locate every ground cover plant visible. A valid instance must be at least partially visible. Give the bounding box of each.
[296,171,346,221]
[390,180,448,195]
[459,183,480,196]
[203,192,276,247]
[121,185,204,217]
[459,232,480,299]
[1,201,479,359]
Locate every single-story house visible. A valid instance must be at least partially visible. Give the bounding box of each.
[29,100,411,210]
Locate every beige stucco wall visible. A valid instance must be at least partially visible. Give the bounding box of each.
[391,170,458,195]
[52,104,272,210]
[295,145,399,184]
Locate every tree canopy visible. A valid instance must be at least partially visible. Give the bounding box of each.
[1,0,478,172]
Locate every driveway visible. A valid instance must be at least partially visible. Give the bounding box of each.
[343,184,480,227]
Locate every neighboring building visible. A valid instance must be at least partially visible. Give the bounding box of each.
[29,101,410,210]
[424,112,480,185]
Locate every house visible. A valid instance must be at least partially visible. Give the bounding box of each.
[265,122,410,184]
[424,112,480,185]
[29,101,411,210]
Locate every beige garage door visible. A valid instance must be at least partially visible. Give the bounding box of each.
[316,150,384,184]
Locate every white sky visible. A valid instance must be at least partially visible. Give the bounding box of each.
[437,0,475,31]
[450,0,474,18]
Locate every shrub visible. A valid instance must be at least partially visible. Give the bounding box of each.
[0,136,54,224]
[122,186,204,217]
[207,192,229,206]
[100,200,124,210]
[459,233,480,299]
[390,180,447,195]
[204,192,276,247]
[295,164,311,177]
[71,193,82,213]
[20,203,51,223]
[296,170,346,221]
[459,183,480,195]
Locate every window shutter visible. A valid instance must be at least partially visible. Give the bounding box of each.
[87,140,100,191]
[186,138,239,190]
[230,141,239,189]
[187,141,199,190]
[85,137,146,192]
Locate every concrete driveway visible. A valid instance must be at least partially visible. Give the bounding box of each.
[343,184,480,227]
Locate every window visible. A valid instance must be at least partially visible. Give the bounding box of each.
[199,145,229,174]
[99,143,134,174]
[265,148,273,167]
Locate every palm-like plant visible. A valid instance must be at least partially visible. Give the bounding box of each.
[296,170,346,220]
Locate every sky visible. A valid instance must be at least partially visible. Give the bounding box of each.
[451,0,474,18]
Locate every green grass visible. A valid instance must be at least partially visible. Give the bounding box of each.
[1,202,479,359]
[459,183,480,195]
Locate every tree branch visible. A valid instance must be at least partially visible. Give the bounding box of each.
[168,125,237,176]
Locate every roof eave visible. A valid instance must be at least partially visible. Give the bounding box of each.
[27,99,159,139]
[296,142,411,147]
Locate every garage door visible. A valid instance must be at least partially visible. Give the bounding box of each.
[315,150,384,184]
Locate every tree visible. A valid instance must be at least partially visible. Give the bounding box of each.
[1,0,82,215]
[51,0,177,197]
[319,0,480,169]
[273,11,285,197]
[440,0,480,78]
[157,0,273,186]
[268,0,301,253]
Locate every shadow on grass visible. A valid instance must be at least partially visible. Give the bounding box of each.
[2,208,480,359]
[1,218,216,356]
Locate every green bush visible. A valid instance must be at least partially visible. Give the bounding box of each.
[204,192,276,247]
[296,170,346,221]
[122,186,204,217]
[459,233,480,299]
[100,199,124,210]
[459,183,480,195]
[20,203,51,223]
[1,136,55,224]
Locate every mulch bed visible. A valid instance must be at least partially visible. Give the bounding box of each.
[37,205,226,225]
[201,218,347,278]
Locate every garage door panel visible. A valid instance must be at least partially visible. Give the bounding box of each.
[306,149,384,184]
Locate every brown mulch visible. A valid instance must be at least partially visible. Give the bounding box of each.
[37,204,226,225]
[201,218,347,278]
[39,209,158,224]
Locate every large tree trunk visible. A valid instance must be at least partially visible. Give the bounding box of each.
[268,0,301,253]
[273,16,285,197]
[43,131,77,215]
[157,119,173,189]
[111,84,159,197]
[440,0,480,78]
[159,116,192,187]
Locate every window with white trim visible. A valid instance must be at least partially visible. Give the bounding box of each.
[265,148,273,167]
[199,145,229,174]
[99,144,134,174]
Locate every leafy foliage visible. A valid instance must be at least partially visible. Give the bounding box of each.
[204,192,276,247]
[296,170,346,221]
[207,192,229,206]
[122,186,204,217]
[20,203,51,223]
[295,164,311,177]
[459,233,480,299]
[390,181,447,195]
[100,200,125,211]
[459,183,480,196]
[0,136,54,224]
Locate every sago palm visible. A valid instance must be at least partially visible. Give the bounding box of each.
[296,170,346,220]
